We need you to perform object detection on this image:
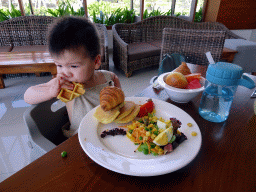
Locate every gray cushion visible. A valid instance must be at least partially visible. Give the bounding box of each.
[128,42,161,61]
[148,40,162,48]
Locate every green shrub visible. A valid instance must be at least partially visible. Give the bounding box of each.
[46,1,85,17]
[0,4,21,21]
[194,7,203,22]
[88,1,113,16]
[143,9,182,19]
[0,9,9,21]
[92,8,135,26]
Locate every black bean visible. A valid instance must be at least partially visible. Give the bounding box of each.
[100,128,127,138]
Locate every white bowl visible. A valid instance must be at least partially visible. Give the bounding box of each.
[157,72,205,103]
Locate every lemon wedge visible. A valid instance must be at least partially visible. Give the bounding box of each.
[153,128,173,146]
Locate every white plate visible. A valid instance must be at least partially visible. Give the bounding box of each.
[78,97,202,176]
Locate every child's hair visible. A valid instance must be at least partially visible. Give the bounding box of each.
[48,16,100,60]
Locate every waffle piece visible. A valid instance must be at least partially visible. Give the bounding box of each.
[57,82,85,103]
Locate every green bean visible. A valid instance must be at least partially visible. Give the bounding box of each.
[61,151,67,157]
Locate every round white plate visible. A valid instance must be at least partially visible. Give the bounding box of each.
[78,97,202,176]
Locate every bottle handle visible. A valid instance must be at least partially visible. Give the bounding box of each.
[238,75,256,89]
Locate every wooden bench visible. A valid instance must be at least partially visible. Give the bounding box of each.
[0,51,56,89]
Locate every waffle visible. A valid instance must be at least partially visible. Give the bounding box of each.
[57,82,85,103]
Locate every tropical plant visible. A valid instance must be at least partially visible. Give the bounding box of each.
[165,9,172,16]
[7,4,22,18]
[88,1,113,16]
[120,8,135,24]
[175,12,182,17]
[194,7,203,22]
[143,8,163,19]
[46,4,67,17]
[92,8,135,26]
[0,9,9,21]
[143,9,182,19]
[46,1,85,17]
[0,4,21,21]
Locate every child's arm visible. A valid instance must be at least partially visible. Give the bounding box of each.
[24,75,74,105]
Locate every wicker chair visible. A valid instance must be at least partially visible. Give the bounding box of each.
[160,28,227,66]
[1,16,55,47]
[95,23,109,70]
[112,16,243,77]
[0,16,109,70]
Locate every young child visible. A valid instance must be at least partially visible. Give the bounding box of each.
[24,17,121,138]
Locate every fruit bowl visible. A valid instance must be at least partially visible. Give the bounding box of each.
[157,72,206,103]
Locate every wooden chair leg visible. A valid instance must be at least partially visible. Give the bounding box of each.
[51,72,57,79]
[35,73,41,77]
[0,74,5,89]
[125,72,132,78]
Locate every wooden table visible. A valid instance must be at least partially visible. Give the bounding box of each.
[221,47,238,63]
[1,75,256,192]
[0,51,56,89]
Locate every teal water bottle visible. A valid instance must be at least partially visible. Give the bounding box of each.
[199,62,255,123]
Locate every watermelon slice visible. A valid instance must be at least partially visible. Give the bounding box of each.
[185,73,201,83]
[186,79,202,89]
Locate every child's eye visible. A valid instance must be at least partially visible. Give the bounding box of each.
[57,65,62,68]
[71,65,79,68]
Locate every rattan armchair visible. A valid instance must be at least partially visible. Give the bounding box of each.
[160,28,227,65]
[0,16,55,52]
[1,16,56,47]
[112,16,243,77]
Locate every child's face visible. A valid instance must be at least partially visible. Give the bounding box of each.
[53,48,100,83]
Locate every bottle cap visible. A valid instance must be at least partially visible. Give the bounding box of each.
[206,62,243,86]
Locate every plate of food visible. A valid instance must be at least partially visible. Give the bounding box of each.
[78,87,202,176]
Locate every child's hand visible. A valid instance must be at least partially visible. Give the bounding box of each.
[47,74,74,98]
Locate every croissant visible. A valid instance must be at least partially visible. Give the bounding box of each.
[100,86,125,111]
[174,62,192,76]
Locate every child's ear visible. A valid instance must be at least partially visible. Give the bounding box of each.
[94,55,101,70]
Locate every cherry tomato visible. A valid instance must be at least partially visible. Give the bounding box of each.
[137,99,154,117]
